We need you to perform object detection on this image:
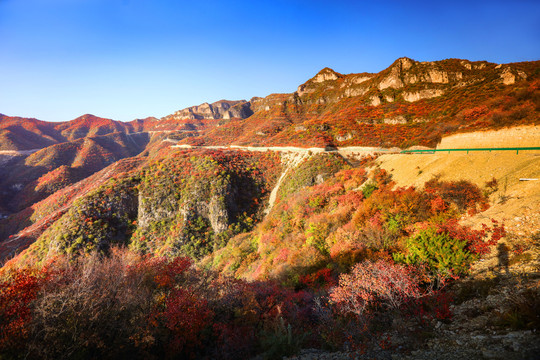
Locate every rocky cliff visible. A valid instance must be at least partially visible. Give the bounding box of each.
[164,99,253,121]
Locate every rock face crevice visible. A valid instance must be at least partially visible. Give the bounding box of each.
[178,182,234,235]
[137,181,233,236]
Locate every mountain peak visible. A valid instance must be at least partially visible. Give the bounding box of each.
[390,57,417,71]
[311,67,342,83]
[296,67,343,96]
[73,114,113,122]
[317,67,338,74]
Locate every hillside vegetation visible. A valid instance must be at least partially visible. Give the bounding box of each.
[0,57,539,359]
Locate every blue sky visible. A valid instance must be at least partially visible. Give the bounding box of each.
[1,0,539,122]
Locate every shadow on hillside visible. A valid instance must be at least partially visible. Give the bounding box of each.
[497,242,510,274]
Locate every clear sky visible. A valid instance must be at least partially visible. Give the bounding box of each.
[1,0,539,122]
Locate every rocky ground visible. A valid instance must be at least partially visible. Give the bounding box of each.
[284,226,540,360]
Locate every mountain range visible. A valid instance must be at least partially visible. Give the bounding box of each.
[0,56,538,261]
[1,57,539,359]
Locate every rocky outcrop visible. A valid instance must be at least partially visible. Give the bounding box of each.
[250,94,290,113]
[223,101,254,119]
[311,67,341,83]
[499,67,527,85]
[377,58,471,92]
[369,95,381,106]
[288,56,503,109]
[344,87,369,97]
[403,89,445,102]
[137,179,233,236]
[378,60,407,90]
[297,68,343,96]
[383,116,407,124]
[500,67,517,85]
[168,100,252,120]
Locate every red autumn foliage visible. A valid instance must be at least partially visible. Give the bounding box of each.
[0,268,45,351]
[329,259,423,317]
[436,219,506,256]
[151,288,214,357]
[299,268,336,290]
[424,177,489,214]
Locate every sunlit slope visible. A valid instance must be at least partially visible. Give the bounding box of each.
[437,125,540,148]
[378,127,540,234]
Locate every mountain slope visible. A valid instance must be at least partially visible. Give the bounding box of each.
[0,114,144,151]
[1,57,539,262]
[177,58,539,148]
[1,57,539,360]
[0,132,150,213]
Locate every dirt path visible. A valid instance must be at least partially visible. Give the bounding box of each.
[0,149,41,156]
[264,152,309,215]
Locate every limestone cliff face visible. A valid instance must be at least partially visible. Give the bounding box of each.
[133,159,262,257]
[403,89,446,102]
[498,66,528,85]
[157,57,537,132]
[250,94,290,113]
[377,57,467,90]
[137,175,234,237]
[377,57,413,90]
[224,101,254,119]
[167,100,253,121]
[289,57,513,108]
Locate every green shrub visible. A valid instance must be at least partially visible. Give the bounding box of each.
[393,228,474,279]
[305,222,330,256]
[361,182,378,199]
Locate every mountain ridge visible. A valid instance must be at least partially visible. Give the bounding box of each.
[1,57,539,359]
[0,56,538,257]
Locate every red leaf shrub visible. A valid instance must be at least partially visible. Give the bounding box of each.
[436,219,505,256]
[152,288,214,357]
[0,268,45,352]
[424,177,489,214]
[299,268,336,290]
[329,259,422,317]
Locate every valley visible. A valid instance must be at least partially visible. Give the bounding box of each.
[0,57,539,359]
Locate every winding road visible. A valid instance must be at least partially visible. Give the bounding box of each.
[172,143,400,155]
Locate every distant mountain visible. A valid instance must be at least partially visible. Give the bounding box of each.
[0,115,65,151]
[0,113,145,151]
[3,57,538,152]
[0,131,150,213]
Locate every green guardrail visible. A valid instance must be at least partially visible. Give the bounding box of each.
[401,147,540,155]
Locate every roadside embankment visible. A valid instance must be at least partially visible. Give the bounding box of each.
[437,125,540,149]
